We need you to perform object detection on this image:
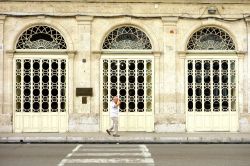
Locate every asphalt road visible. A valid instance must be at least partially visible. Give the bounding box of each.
[0,144,249,166]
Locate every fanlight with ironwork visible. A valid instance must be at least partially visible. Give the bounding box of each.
[102,26,152,50]
[187,27,235,50]
[16,26,67,49]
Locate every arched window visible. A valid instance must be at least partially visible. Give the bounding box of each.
[186,26,238,132]
[102,26,152,50]
[16,26,67,49]
[187,27,235,50]
[14,25,68,132]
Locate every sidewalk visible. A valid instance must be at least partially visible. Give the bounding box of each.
[1,132,250,143]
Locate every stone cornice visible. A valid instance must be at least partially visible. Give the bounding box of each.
[1,0,250,4]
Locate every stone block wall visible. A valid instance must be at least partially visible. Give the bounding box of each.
[0,1,249,132]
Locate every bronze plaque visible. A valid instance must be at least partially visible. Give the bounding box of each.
[82,97,87,104]
[76,88,93,96]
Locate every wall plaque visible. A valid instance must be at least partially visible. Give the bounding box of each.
[82,97,87,104]
[76,88,93,96]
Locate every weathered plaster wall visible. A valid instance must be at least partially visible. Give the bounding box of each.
[0,1,250,132]
[0,2,250,17]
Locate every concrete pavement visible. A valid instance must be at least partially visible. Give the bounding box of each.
[1,132,250,143]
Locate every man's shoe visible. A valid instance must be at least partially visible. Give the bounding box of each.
[113,134,120,137]
[106,129,111,135]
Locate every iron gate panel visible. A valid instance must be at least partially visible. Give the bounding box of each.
[102,59,153,113]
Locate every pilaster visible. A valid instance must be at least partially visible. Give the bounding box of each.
[4,50,14,115]
[246,18,250,113]
[161,16,178,113]
[0,15,6,114]
[68,51,76,114]
[75,16,93,113]
[238,52,245,114]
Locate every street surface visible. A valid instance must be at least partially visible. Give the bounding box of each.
[0,144,249,166]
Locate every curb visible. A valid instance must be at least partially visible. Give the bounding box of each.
[1,136,250,144]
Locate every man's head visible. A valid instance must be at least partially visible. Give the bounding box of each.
[113,96,119,103]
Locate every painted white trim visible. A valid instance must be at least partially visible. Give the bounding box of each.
[101,55,154,59]
[185,57,239,132]
[100,54,154,132]
[179,21,242,52]
[9,50,76,56]
[11,20,74,51]
[178,51,246,59]
[93,50,161,56]
[13,55,69,132]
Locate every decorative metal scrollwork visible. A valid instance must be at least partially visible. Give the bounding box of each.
[102,26,152,50]
[102,59,153,113]
[15,58,67,113]
[16,26,67,49]
[187,27,235,50]
[187,59,236,112]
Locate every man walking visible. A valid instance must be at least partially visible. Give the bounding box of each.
[106,96,121,137]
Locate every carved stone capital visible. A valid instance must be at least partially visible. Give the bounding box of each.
[162,16,178,26]
[76,16,94,25]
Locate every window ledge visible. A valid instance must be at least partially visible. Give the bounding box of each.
[178,50,246,58]
[7,49,76,56]
[93,50,161,56]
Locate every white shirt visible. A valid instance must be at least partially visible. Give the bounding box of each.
[110,101,119,117]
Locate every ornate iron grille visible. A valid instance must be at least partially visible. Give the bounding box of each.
[15,58,67,112]
[187,27,235,50]
[102,26,152,50]
[102,59,153,112]
[187,59,236,112]
[16,26,67,49]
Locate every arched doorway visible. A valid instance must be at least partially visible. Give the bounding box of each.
[100,26,154,132]
[185,26,238,132]
[14,25,68,132]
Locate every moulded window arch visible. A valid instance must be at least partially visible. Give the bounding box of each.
[102,26,152,50]
[187,26,236,50]
[185,26,239,132]
[16,25,67,49]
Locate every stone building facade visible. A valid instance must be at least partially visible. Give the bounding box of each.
[0,0,250,133]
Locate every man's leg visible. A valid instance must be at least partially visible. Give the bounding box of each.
[113,117,118,135]
[109,121,114,131]
[106,118,114,135]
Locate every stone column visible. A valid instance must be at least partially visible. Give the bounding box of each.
[162,17,178,113]
[0,15,5,114]
[75,16,93,113]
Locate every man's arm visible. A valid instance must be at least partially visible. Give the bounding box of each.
[116,99,121,106]
[112,100,121,108]
[114,99,121,107]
